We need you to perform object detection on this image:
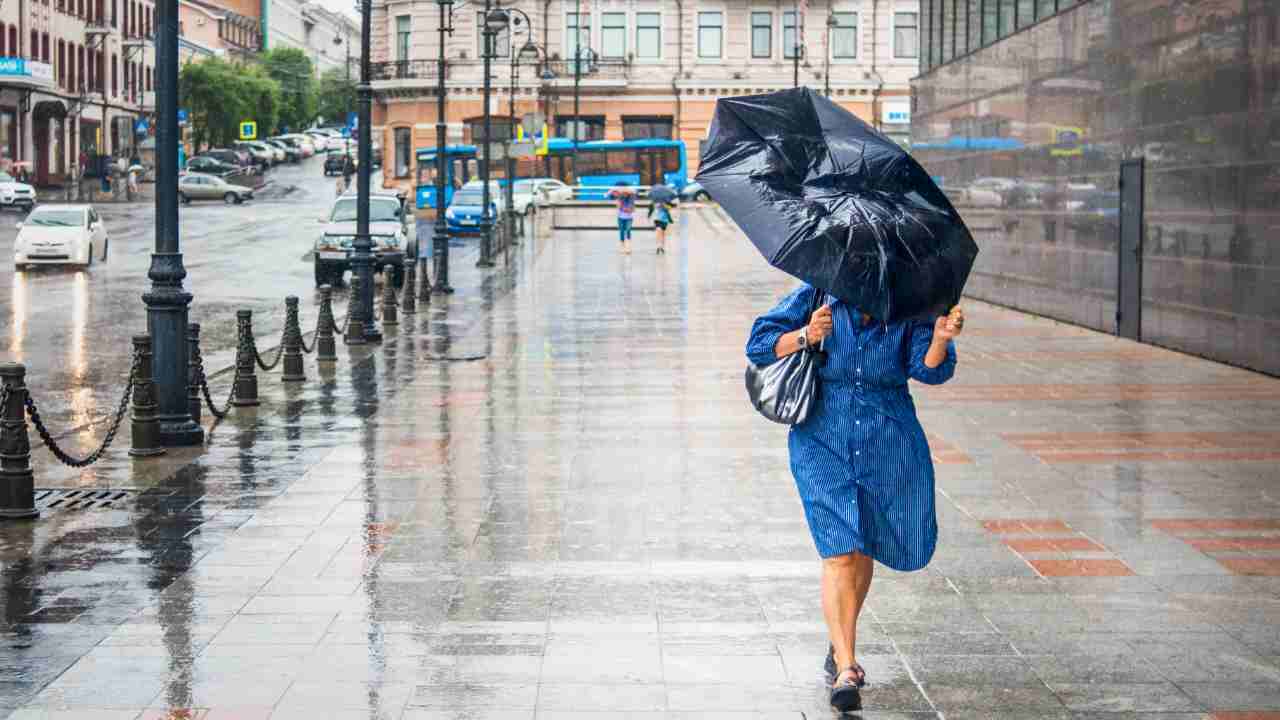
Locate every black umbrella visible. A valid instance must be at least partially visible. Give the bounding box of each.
[695,87,978,323]
[649,184,677,203]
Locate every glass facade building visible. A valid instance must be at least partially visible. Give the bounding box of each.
[911,0,1280,376]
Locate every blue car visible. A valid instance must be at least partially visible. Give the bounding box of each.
[444,181,502,234]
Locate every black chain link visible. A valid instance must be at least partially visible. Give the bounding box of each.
[25,351,139,468]
[300,313,319,354]
[252,329,286,371]
[192,332,235,419]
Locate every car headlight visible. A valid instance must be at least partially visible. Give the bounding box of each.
[445,208,456,220]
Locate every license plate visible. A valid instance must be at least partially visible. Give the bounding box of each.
[318,250,346,260]
[460,218,476,225]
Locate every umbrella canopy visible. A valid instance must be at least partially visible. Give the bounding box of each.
[649,184,677,203]
[695,87,978,323]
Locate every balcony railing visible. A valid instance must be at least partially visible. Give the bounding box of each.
[371,60,442,81]
[542,58,630,82]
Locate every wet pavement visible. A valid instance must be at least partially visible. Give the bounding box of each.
[1,205,1279,719]
[0,157,439,461]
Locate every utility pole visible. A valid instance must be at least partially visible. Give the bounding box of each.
[432,0,454,293]
[142,0,201,446]
[477,5,501,268]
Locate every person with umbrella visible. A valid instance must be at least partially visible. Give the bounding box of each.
[703,89,978,712]
[647,183,677,255]
[606,181,637,254]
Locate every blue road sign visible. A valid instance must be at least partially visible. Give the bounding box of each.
[177,108,189,124]
[135,119,148,135]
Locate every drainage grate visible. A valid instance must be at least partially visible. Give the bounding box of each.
[34,489,134,511]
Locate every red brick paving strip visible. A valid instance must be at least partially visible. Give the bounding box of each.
[1151,519,1280,576]
[1214,558,1280,576]
[1003,537,1107,553]
[1029,559,1135,577]
[923,384,1280,402]
[1212,712,1280,719]
[982,519,1074,534]
[926,433,972,464]
[999,432,1280,464]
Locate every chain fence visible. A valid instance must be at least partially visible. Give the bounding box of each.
[24,350,139,468]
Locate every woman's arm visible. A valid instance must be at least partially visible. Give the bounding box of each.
[745,285,822,366]
[908,307,964,383]
[773,305,832,359]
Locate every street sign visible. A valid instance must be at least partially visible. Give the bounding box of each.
[177,108,188,125]
[135,118,148,136]
[239,121,257,140]
[520,112,545,137]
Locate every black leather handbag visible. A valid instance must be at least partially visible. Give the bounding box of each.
[745,290,825,425]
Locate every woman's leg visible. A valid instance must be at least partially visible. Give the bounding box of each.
[822,551,874,671]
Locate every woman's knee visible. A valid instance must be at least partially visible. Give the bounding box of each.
[822,552,861,571]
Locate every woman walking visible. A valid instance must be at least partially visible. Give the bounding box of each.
[746,288,964,711]
[647,196,674,254]
[607,182,636,254]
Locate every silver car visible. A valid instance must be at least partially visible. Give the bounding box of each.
[178,173,254,204]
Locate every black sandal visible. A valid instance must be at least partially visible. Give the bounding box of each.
[830,667,863,712]
[824,645,866,687]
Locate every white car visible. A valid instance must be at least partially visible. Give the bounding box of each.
[515,178,572,208]
[304,131,331,151]
[313,192,409,287]
[14,205,108,269]
[0,171,37,211]
[280,134,316,158]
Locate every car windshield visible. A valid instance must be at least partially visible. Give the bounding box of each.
[330,198,400,222]
[28,209,85,227]
[452,190,486,205]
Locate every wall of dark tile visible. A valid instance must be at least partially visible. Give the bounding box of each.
[912,0,1280,376]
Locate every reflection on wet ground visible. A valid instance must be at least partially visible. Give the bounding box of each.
[1,207,1279,718]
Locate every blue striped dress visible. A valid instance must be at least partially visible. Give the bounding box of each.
[746,284,957,571]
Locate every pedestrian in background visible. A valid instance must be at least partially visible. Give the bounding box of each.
[647,197,674,255]
[607,181,636,254]
[746,291,964,711]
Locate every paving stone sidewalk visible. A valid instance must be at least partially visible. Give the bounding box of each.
[2,208,1279,719]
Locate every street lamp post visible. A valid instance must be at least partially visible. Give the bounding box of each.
[477,7,508,269]
[143,0,202,446]
[332,29,352,130]
[501,9,539,247]
[352,0,380,342]
[432,0,454,294]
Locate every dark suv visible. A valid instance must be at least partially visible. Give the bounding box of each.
[204,148,252,168]
[324,153,355,177]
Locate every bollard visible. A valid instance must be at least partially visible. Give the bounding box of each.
[130,334,166,457]
[401,258,417,315]
[187,323,202,425]
[381,264,399,327]
[0,363,37,519]
[316,285,338,361]
[232,310,261,406]
[281,296,306,383]
[417,257,431,304]
[345,276,367,346]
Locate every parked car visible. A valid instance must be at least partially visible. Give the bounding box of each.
[234,141,275,168]
[178,173,254,204]
[514,178,571,209]
[250,140,285,164]
[324,153,355,177]
[313,191,409,287]
[204,148,253,168]
[962,180,1004,207]
[303,131,331,152]
[278,134,317,158]
[445,181,503,234]
[263,139,301,164]
[0,171,38,211]
[185,156,239,176]
[679,180,709,202]
[13,205,107,269]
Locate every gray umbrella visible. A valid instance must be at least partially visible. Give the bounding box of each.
[649,184,677,203]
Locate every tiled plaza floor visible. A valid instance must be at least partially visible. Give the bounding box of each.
[2,208,1279,719]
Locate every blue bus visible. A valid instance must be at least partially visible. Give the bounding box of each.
[414,137,688,209]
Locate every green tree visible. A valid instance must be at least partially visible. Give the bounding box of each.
[316,67,356,127]
[260,47,317,133]
[180,58,285,149]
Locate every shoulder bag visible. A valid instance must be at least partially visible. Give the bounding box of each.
[745,289,826,425]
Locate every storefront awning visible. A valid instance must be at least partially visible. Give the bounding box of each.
[911,136,1025,151]
[0,58,54,90]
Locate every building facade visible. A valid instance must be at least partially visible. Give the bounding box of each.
[180,0,263,60]
[911,0,1279,375]
[266,0,358,75]
[370,0,921,188]
[0,0,160,185]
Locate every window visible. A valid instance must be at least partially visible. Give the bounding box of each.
[566,12,590,60]
[111,0,116,27]
[477,11,509,57]
[967,0,981,51]
[999,0,1015,38]
[1018,0,1034,29]
[697,12,722,59]
[1036,0,1055,20]
[396,15,410,62]
[146,66,151,91]
[553,115,604,141]
[465,117,514,143]
[783,11,799,59]
[751,12,772,58]
[623,116,673,139]
[893,12,917,58]
[58,41,66,86]
[42,32,49,63]
[394,127,411,178]
[831,12,856,59]
[111,53,117,97]
[982,0,998,45]
[29,30,36,60]
[601,12,625,58]
[941,0,953,62]
[636,12,660,59]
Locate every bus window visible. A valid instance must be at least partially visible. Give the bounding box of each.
[660,147,681,173]
[417,160,436,187]
[452,157,469,189]
[577,150,609,176]
[607,150,638,175]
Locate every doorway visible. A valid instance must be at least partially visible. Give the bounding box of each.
[1117,158,1144,340]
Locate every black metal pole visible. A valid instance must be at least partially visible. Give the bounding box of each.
[571,22,580,184]
[143,0,201,446]
[354,0,380,341]
[506,44,516,242]
[432,0,452,293]
[477,5,495,269]
[793,0,800,89]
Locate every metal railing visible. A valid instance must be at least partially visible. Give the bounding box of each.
[370,60,444,81]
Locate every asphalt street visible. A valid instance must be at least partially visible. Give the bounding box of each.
[0,156,420,456]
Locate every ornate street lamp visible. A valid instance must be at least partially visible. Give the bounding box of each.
[476,6,509,269]
[352,0,380,342]
[431,0,455,294]
[503,11,541,245]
